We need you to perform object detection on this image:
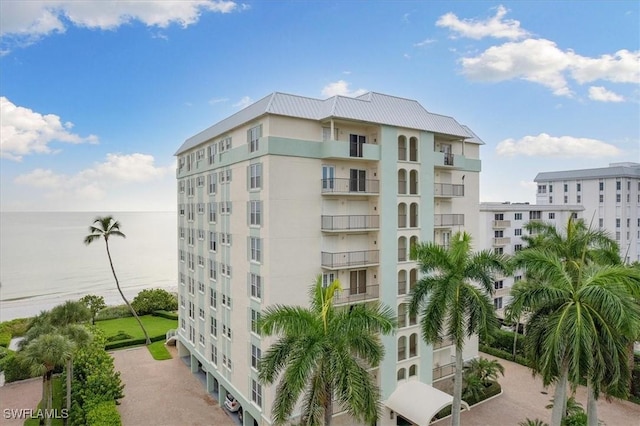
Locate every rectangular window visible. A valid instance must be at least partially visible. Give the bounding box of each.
[529,211,541,220]
[514,228,522,236]
[514,244,523,252]
[494,230,504,238]
[599,181,604,191]
[210,317,217,336]
[549,196,553,203]
[322,165,335,190]
[494,297,503,310]
[197,203,205,215]
[179,180,185,193]
[210,288,217,308]
[349,169,367,192]
[208,202,217,223]
[198,281,205,293]
[494,280,503,290]
[197,176,205,187]
[577,195,581,203]
[599,194,604,203]
[616,181,621,190]
[249,200,262,226]
[248,124,262,152]
[209,259,217,280]
[494,247,504,254]
[188,301,194,319]
[349,134,366,158]
[250,237,262,263]
[208,173,217,194]
[549,184,553,193]
[251,309,261,334]
[537,185,546,194]
[514,213,522,220]
[563,184,568,192]
[322,272,335,287]
[249,163,262,189]
[208,144,216,165]
[251,344,261,370]
[494,213,504,221]
[349,270,367,295]
[548,213,555,219]
[198,255,205,268]
[250,273,262,299]
[514,275,522,282]
[564,196,568,203]
[210,344,217,365]
[616,194,621,203]
[209,232,217,252]
[616,218,621,228]
[251,379,263,407]
[199,308,205,320]
[576,183,581,191]
[179,204,185,216]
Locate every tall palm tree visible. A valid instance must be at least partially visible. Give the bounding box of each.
[258,276,396,426]
[512,217,640,426]
[84,216,150,345]
[409,231,509,426]
[22,333,75,426]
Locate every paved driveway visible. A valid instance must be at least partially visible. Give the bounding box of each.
[112,346,234,426]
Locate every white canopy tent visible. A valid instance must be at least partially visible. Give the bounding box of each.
[385,381,470,426]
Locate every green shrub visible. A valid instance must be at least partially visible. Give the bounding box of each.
[85,401,122,426]
[96,305,133,321]
[0,345,10,361]
[104,333,165,350]
[152,310,179,320]
[562,412,587,426]
[0,351,34,382]
[0,331,11,347]
[483,328,525,356]
[131,289,178,316]
[479,344,530,367]
[434,381,501,419]
[106,331,134,342]
[0,317,31,337]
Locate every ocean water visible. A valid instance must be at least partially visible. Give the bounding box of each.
[0,211,177,321]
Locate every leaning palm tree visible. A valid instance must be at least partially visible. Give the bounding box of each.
[22,333,75,426]
[258,276,396,426]
[409,231,509,426]
[84,216,150,345]
[512,251,640,426]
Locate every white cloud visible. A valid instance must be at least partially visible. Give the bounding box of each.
[0,97,98,161]
[321,80,368,98]
[570,49,640,84]
[14,153,174,201]
[414,38,436,47]
[588,86,625,102]
[0,0,242,50]
[436,5,528,40]
[233,96,253,109]
[209,97,229,105]
[496,133,621,158]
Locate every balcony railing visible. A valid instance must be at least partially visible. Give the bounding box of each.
[492,220,511,228]
[433,337,454,350]
[433,362,456,381]
[321,215,379,231]
[434,214,465,227]
[434,183,465,197]
[321,250,380,269]
[321,178,380,194]
[493,237,511,246]
[442,153,454,166]
[333,284,379,305]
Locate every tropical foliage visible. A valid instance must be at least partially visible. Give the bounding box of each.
[258,276,396,426]
[131,288,178,315]
[84,216,150,345]
[80,294,107,325]
[511,217,640,426]
[409,231,509,426]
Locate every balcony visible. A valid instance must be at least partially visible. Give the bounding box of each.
[433,337,454,350]
[321,179,379,195]
[492,220,511,228]
[433,362,456,381]
[434,183,464,197]
[333,284,379,305]
[321,250,380,270]
[434,152,482,172]
[493,237,511,246]
[321,215,379,232]
[434,214,465,227]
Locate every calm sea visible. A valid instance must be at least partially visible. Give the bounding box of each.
[0,211,177,321]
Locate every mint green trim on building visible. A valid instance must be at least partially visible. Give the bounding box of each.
[432,151,481,172]
[378,125,400,400]
[321,139,380,160]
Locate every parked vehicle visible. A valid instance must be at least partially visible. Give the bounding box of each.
[224,394,241,412]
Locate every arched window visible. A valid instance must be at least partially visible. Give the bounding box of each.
[398,136,407,161]
[409,268,418,291]
[409,365,417,377]
[409,310,417,326]
[410,333,418,357]
[398,304,407,328]
[410,203,418,228]
[409,170,418,194]
[398,203,407,228]
[398,336,407,361]
[410,236,418,253]
[398,237,407,262]
[398,270,407,295]
[409,137,418,162]
[398,169,407,194]
[397,368,406,381]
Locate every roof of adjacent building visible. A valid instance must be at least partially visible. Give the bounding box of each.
[176,91,483,155]
[479,202,584,212]
[534,162,640,182]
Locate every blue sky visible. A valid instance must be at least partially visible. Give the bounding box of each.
[1,1,638,211]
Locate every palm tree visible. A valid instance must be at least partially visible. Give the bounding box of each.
[22,333,75,426]
[84,216,150,345]
[464,357,505,386]
[409,231,509,426]
[512,217,640,426]
[513,260,640,426]
[258,276,396,426]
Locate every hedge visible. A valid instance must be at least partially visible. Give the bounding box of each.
[0,351,35,382]
[86,401,122,426]
[0,331,11,348]
[483,328,525,357]
[104,333,166,350]
[0,317,31,337]
[479,344,530,367]
[152,310,179,320]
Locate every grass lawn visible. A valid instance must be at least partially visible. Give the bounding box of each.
[24,376,64,426]
[147,341,172,360]
[96,315,178,340]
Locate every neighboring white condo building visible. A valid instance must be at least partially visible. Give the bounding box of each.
[534,162,640,263]
[478,202,583,318]
[174,91,485,425]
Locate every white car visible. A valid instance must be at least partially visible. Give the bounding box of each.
[224,394,243,420]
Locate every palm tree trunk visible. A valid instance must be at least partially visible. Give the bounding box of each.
[451,347,464,426]
[550,367,569,426]
[104,240,151,345]
[512,316,520,359]
[66,359,72,423]
[324,381,333,426]
[586,382,598,426]
[45,370,53,426]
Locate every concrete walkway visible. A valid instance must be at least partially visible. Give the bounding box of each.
[0,377,42,425]
[448,354,640,426]
[112,345,234,426]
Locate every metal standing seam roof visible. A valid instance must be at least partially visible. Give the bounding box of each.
[534,163,640,182]
[175,92,482,155]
